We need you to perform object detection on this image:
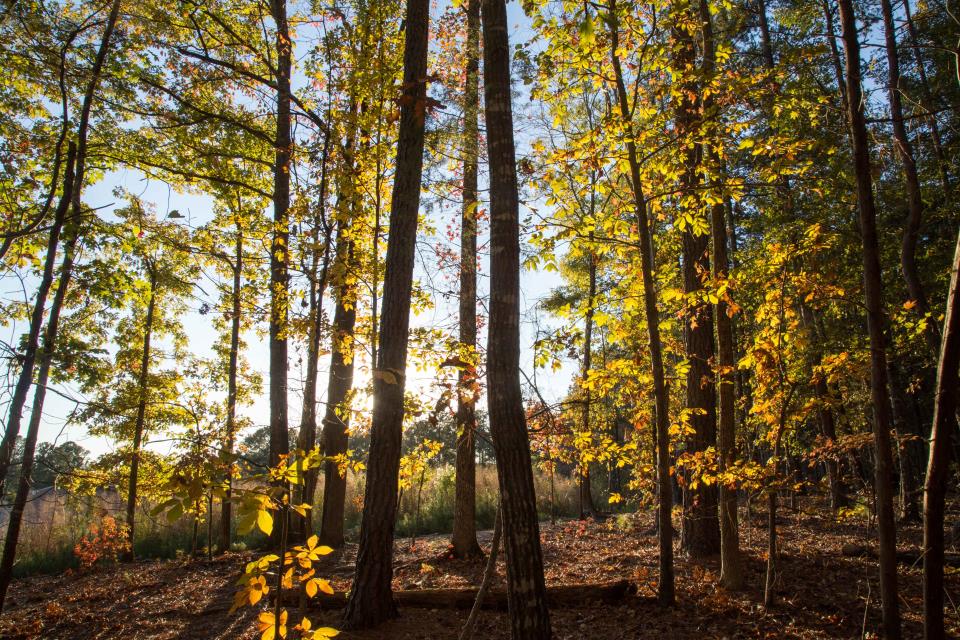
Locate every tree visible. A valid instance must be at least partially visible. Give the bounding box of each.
[451,0,484,560]
[922,228,960,640]
[836,0,901,634]
[482,0,552,636]
[342,0,431,626]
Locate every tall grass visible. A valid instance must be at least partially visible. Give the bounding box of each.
[1,465,581,578]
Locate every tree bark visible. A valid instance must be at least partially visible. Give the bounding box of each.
[452,0,483,560]
[674,2,719,558]
[607,0,674,604]
[124,266,157,562]
[482,0,552,636]
[342,0,429,627]
[923,228,960,640]
[836,0,901,634]
[268,0,292,489]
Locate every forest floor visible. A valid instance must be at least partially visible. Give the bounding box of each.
[0,499,956,639]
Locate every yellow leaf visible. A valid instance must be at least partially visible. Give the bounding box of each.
[257,509,274,536]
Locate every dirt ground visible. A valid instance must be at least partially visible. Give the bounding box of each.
[0,502,956,639]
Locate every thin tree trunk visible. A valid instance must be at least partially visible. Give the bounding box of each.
[124,267,157,562]
[901,0,950,193]
[482,0,552,636]
[607,0,674,604]
[836,0,901,634]
[452,0,483,561]
[701,0,742,589]
[220,220,243,552]
[458,504,502,640]
[268,0,292,495]
[297,132,333,541]
[879,0,940,353]
[579,250,598,519]
[922,228,960,640]
[342,0,429,626]
[318,225,357,548]
[0,210,80,611]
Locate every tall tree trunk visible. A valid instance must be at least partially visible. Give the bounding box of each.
[482,0,552,636]
[607,0,674,604]
[674,0,719,559]
[922,228,960,640]
[579,250,598,519]
[124,267,157,562]
[836,0,901,634]
[0,201,81,612]
[701,0,742,589]
[296,133,333,541]
[268,0,292,487]
[318,225,357,548]
[451,0,483,561]
[220,221,244,552]
[879,0,940,353]
[342,0,429,626]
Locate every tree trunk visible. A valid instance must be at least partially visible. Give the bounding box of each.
[836,0,901,634]
[268,0,292,494]
[220,222,243,552]
[318,225,357,548]
[451,0,483,560]
[879,0,940,354]
[579,250,598,519]
[0,210,80,611]
[296,133,333,541]
[672,0,719,559]
[124,267,157,562]
[342,0,429,627]
[607,0,673,604]
[482,0,552,637]
[701,0,742,589]
[923,228,960,640]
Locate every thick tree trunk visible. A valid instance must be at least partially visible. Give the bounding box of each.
[268,0,292,488]
[922,229,960,640]
[451,0,483,560]
[836,0,902,634]
[0,212,80,611]
[481,0,552,636]
[220,223,243,552]
[124,268,157,562]
[318,225,357,549]
[607,0,674,604]
[342,0,429,627]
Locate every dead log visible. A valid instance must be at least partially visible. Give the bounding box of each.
[840,543,960,567]
[279,579,638,611]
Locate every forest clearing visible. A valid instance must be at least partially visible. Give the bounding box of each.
[0,0,958,638]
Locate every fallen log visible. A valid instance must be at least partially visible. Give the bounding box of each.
[279,579,638,611]
[840,543,960,567]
